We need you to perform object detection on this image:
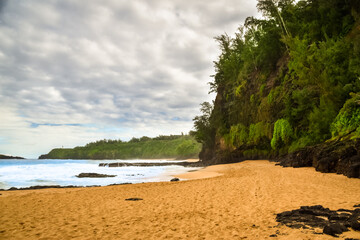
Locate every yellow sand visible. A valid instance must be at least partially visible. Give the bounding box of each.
[0,160,359,240]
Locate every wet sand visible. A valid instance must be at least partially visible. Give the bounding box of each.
[0,160,359,239]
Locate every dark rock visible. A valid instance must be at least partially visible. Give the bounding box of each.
[323,223,348,236]
[348,162,360,178]
[269,234,277,237]
[276,205,360,236]
[76,173,116,178]
[350,220,360,231]
[275,138,360,178]
[125,198,143,201]
[108,183,132,186]
[354,204,360,208]
[99,162,196,167]
[170,178,180,182]
[329,213,352,221]
[315,156,338,173]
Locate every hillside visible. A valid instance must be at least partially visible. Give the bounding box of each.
[39,135,201,160]
[0,154,24,159]
[192,0,360,176]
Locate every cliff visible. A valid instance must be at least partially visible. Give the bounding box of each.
[192,0,360,177]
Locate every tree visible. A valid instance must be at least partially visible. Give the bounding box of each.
[192,102,214,146]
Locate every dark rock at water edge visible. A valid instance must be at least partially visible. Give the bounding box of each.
[276,205,360,237]
[170,178,180,182]
[99,161,200,168]
[76,173,116,178]
[0,182,134,191]
[2,185,80,191]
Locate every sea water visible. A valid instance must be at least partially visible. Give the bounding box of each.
[0,159,200,190]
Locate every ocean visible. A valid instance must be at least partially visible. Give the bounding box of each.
[0,159,200,190]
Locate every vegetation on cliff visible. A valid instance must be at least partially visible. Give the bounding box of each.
[0,154,24,159]
[192,0,360,163]
[39,135,201,160]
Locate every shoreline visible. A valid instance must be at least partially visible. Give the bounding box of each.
[1,160,360,239]
[0,158,202,191]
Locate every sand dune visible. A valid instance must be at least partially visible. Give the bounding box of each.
[0,160,359,239]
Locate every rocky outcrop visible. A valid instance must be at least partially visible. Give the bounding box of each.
[275,138,360,178]
[276,205,360,237]
[75,173,116,178]
[99,161,200,167]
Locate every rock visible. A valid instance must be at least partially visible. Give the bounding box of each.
[275,138,360,178]
[350,220,360,231]
[348,162,360,178]
[276,205,360,236]
[354,204,360,208]
[170,178,180,182]
[323,223,348,236]
[315,157,337,173]
[99,162,194,167]
[76,173,116,178]
[269,234,277,237]
[125,198,143,201]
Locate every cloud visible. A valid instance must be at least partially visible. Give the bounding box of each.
[0,0,259,158]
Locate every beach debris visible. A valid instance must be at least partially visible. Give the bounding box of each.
[170,178,180,182]
[75,173,116,178]
[276,205,360,237]
[125,198,143,201]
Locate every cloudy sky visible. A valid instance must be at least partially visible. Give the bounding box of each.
[0,0,259,158]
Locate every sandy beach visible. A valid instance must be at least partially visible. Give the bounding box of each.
[1,160,359,239]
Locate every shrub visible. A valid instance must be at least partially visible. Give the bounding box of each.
[229,124,248,148]
[331,93,360,137]
[271,119,293,149]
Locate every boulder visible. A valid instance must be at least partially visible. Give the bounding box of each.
[323,223,348,236]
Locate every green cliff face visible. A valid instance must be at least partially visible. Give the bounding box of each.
[39,135,201,160]
[193,0,360,164]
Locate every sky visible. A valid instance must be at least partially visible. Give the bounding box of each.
[0,0,259,158]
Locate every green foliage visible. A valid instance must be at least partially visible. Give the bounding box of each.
[42,135,201,160]
[259,84,266,96]
[175,140,201,159]
[271,119,293,149]
[288,136,313,153]
[192,102,215,147]
[193,0,360,158]
[331,93,360,137]
[227,124,248,148]
[248,122,272,145]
